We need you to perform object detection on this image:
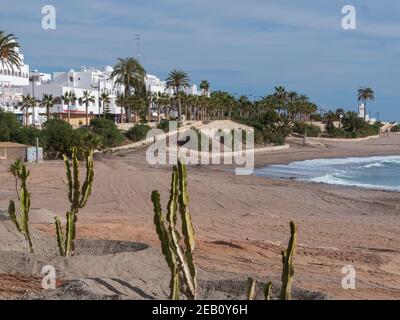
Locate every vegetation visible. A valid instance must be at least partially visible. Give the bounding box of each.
[166,70,191,119]
[234,110,292,145]
[324,112,380,138]
[357,87,375,121]
[245,221,297,300]
[7,162,34,254]
[0,30,21,70]
[390,125,400,133]
[111,57,146,122]
[80,90,95,126]
[89,118,124,148]
[126,124,152,142]
[39,94,58,121]
[151,160,197,300]
[55,147,94,257]
[292,121,321,137]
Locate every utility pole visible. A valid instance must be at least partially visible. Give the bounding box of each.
[135,34,141,60]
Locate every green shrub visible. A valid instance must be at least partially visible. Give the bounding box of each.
[76,127,102,152]
[90,118,124,148]
[40,119,79,159]
[292,122,321,137]
[10,126,41,146]
[157,120,171,132]
[127,124,152,142]
[0,111,21,141]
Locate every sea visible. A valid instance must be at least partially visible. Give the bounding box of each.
[255,155,400,191]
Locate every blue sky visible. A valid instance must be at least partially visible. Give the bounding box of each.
[2,0,400,120]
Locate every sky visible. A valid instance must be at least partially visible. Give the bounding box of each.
[1,0,400,120]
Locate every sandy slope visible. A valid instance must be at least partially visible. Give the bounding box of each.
[0,134,400,299]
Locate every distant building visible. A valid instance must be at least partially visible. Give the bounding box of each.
[358,103,376,124]
[2,47,203,126]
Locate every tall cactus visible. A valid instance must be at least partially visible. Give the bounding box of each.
[55,147,94,257]
[151,160,197,300]
[280,221,297,300]
[8,164,34,254]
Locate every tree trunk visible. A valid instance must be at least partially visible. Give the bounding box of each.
[86,103,89,126]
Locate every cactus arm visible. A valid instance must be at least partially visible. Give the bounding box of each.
[177,160,197,298]
[264,282,273,300]
[64,211,76,257]
[63,154,73,203]
[280,221,297,300]
[247,278,257,300]
[8,200,22,232]
[152,190,180,300]
[79,149,94,208]
[178,160,195,252]
[72,148,80,211]
[55,217,65,256]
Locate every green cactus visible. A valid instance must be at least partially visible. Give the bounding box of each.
[280,221,297,300]
[151,160,197,300]
[55,147,94,257]
[8,164,34,254]
[264,282,273,300]
[247,278,257,300]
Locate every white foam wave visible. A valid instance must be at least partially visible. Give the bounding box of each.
[308,174,400,191]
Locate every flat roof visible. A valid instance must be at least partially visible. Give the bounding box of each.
[0,142,30,148]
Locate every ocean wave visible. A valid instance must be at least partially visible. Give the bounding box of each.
[307,174,400,191]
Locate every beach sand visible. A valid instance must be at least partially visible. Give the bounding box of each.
[0,134,400,299]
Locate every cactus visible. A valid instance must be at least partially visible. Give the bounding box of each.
[8,164,34,254]
[280,221,297,300]
[151,160,197,300]
[264,282,273,300]
[247,278,257,300]
[55,147,94,257]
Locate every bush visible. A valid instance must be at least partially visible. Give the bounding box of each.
[90,118,124,148]
[76,127,102,152]
[40,119,79,159]
[234,110,291,145]
[292,122,321,137]
[0,111,21,141]
[11,126,41,146]
[127,124,152,142]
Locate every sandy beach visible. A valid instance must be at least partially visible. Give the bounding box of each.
[1,134,400,300]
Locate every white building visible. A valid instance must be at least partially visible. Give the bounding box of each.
[358,103,376,124]
[0,47,30,121]
[24,66,125,126]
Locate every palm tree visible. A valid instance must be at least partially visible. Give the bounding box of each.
[111,57,146,122]
[20,95,35,126]
[61,91,76,124]
[80,90,96,126]
[165,70,190,119]
[100,92,111,118]
[116,93,126,123]
[0,31,21,70]
[199,80,210,96]
[274,86,287,115]
[39,94,57,121]
[357,87,375,121]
